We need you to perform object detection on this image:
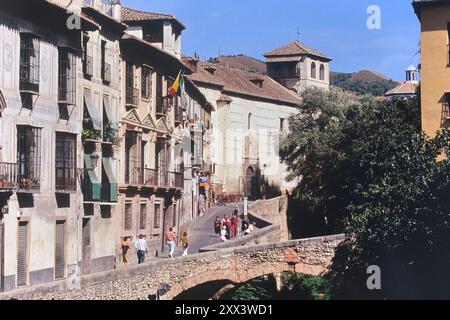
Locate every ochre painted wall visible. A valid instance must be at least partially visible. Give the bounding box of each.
[420,5,450,137]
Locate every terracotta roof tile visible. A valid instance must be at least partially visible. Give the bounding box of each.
[264,40,331,61]
[121,6,185,30]
[185,59,300,106]
[385,82,418,96]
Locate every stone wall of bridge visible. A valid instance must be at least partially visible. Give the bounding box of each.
[0,234,345,300]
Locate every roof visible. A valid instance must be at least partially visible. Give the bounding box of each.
[385,82,419,96]
[213,55,267,74]
[121,6,185,30]
[264,40,331,61]
[184,59,301,106]
[412,0,450,18]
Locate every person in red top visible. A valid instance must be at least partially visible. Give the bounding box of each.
[166,227,177,258]
[222,215,231,240]
[230,213,239,239]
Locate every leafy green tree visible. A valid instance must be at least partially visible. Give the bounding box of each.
[282,86,450,298]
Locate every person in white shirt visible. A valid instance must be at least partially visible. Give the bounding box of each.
[134,234,149,264]
[220,226,228,242]
[244,222,256,235]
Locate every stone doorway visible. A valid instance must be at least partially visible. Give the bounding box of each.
[245,166,255,198]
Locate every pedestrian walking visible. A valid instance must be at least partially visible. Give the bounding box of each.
[213,216,221,240]
[233,205,239,216]
[166,227,177,258]
[181,232,189,257]
[231,213,239,239]
[220,226,228,242]
[241,219,249,237]
[222,215,231,239]
[134,234,148,264]
[121,236,132,267]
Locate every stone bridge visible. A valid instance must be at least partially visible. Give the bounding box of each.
[0,234,345,300]
[0,196,345,300]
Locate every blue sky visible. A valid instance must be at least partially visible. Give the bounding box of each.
[122,0,420,81]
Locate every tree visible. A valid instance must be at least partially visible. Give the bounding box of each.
[282,87,450,298]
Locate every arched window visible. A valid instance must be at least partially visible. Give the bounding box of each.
[319,64,325,81]
[311,62,317,79]
[248,113,252,130]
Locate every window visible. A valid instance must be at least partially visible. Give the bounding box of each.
[311,62,317,79]
[248,113,252,130]
[124,203,132,231]
[83,34,93,77]
[155,73,164,114]
[141,66,152,99]
[448,22,450,64]
[55,221,66,280]
[280,118,286,132]
[125,62,138,107]
[20,33,40,93]
[140,203,147,230]
[154,203,161,229]
[319,64,325,81]
[125,131,142,185]
[17,221,28,286]
[55,133,77,192]
[17,126,41,190]
[58,48,76,105]
[101,40,111,84]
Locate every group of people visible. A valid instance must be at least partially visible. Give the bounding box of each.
[213,205,256,242]
[120,229,190,267]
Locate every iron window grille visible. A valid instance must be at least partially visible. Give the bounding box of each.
[20,34,40,94]
[55,133,77,192]
[58,48,76,105]
[17,126,41,190]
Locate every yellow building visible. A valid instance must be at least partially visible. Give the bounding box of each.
[413,0,450,136]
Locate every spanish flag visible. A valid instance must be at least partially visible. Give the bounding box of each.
[168,71,184,97]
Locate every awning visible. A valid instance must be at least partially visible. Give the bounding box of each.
[84,154,101,201]
[103,95,119,131]
[102,157,118,202]
[102,157,117,184]
[83,90,102,131]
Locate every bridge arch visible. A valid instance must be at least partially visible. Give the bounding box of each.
[165,260,326,300]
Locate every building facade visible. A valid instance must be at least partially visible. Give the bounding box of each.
[385,65,419,100]
[184,59,300,199]
[0,0,86,292]
[413,0,449,137]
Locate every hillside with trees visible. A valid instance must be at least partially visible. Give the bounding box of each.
[330,70,399,97]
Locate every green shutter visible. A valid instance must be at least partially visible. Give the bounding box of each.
[102,157,118,202]
[84,155,101,201]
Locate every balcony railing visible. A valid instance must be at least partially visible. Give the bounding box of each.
[124,166,183,189]
[125,166,142,186]
[0,162,17,191]
[125,87,139,107]
[144,168,158,188]
[55,167,77,192]
[0,162,41,192]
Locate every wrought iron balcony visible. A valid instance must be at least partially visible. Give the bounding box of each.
[0,162,17,191]
[55,167,77,192]
[144,168,158,188]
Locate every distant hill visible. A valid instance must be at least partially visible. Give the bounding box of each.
[330,70,399,97]
[208,55,267,74]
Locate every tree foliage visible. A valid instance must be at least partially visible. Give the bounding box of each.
[281,87,450,298]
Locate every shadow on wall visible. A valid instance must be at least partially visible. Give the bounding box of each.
[250,168,282,201]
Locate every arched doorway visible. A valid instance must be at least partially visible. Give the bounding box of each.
[245,166,255,198]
